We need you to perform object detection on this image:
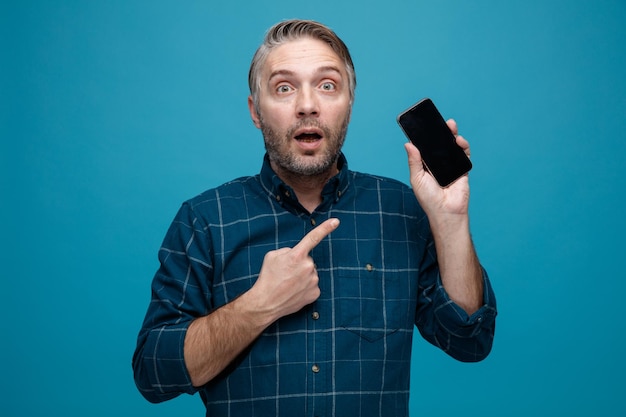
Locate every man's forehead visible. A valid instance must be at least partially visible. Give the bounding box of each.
[263,38,344,75]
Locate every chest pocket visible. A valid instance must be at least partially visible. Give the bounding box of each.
[335,266,415,342]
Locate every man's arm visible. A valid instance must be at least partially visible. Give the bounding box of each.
[404,119,483,315]
[428,211,483,315]
[183,218,340,387]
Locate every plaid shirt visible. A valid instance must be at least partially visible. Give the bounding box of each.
[133,153,497,416]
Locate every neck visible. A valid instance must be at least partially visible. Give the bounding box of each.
[271,161,339,213]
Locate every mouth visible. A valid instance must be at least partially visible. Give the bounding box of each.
[294,127,324,143]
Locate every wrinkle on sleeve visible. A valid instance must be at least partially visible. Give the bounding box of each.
[415,241,497,363]
[132,202,213,403]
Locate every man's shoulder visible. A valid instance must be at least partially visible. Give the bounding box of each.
[347,170,423,214]
[349,170,412,193]
[184,174,262,211]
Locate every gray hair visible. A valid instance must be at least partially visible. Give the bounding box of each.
[248,19,356,113]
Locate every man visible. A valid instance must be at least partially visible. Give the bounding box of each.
[133,19,497,416]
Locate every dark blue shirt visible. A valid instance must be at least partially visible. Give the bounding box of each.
[133,153,497,416]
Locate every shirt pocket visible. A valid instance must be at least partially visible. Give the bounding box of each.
[335,266,414,342]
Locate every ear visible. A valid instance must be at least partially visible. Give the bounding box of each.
[248,96,262,129]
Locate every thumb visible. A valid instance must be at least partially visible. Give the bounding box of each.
[404,142,425,175]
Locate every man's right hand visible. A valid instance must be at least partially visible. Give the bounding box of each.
[184,217,340,387]
[247,218,340,325]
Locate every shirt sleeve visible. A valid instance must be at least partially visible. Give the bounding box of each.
[132,202,212,403]
[414,240,497,363]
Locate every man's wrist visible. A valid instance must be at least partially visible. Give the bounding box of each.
[428,213,471,240]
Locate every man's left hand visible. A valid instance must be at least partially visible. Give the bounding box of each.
[404,119,471,222]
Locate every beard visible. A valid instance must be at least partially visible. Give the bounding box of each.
[260,114,350,177]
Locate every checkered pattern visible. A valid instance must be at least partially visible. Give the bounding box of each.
[133,154,497,416]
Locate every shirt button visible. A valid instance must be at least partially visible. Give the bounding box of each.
[365,263,374,272]
[311,311,320,320]
[312,364,320,373]
[310,218,317,226]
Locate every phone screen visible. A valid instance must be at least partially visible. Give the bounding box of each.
[397,98,472,187]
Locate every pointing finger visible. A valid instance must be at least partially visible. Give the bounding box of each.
[292,218,340,256]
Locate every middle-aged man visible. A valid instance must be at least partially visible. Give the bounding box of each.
[133,19,497,416]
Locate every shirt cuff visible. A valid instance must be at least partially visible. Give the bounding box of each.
[136,321,197,402]
[432,268,497,338]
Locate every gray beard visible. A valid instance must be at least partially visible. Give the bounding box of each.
[260,116,349,177]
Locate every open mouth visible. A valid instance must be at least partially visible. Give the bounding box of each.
[296,133,322,142]
[294,127,324,142]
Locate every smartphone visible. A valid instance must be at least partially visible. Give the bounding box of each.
[397,98,472,187]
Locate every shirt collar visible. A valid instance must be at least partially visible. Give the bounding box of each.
[259,153,350,211]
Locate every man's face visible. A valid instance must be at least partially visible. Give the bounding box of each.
[249,38,352,177]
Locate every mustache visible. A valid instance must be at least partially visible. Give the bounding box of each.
[286,118,330,138]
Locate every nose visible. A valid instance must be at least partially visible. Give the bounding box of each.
[296,87,319,118]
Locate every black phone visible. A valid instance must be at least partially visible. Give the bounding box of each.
[397,98,472,187]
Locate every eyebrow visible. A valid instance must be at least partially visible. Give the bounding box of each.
[268,65,344,84]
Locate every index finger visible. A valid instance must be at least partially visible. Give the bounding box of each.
[292,218,340,256]
[446,118,458,135]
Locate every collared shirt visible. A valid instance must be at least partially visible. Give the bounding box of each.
[133,153,497,416]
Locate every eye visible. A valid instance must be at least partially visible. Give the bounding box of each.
[276,84,293,94]
[320,82,336,91]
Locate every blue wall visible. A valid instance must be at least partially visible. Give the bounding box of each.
[2,1,625,415]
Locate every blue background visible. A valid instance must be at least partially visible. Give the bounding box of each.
[2,1,625,415]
